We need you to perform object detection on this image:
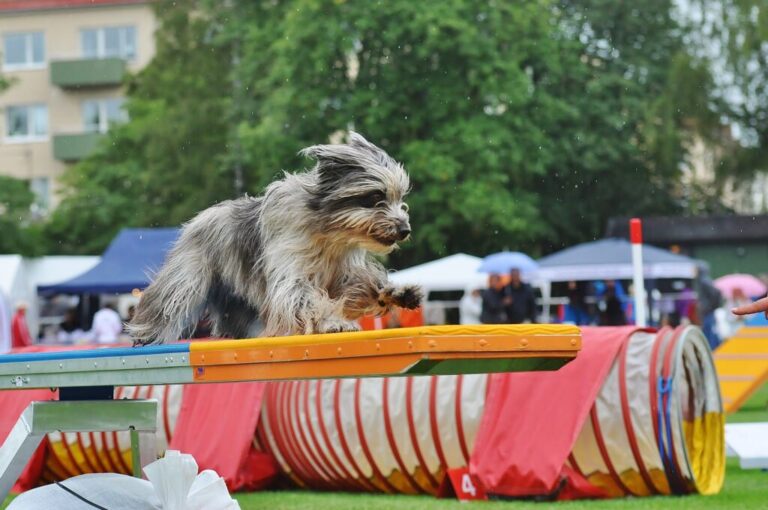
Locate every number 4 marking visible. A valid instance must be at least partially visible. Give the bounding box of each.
[461,473,477,497]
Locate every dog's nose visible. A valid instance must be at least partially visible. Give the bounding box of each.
[397,226,411,240]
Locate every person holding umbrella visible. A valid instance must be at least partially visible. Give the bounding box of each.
[480,274,508,324]
[503,268,537,324]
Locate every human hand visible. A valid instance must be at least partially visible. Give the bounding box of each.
[732,297,768,319]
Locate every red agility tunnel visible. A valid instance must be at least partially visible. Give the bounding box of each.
[258,375,486,494]
[258,326,724,499]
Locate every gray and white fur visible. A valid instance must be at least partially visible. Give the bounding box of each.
[129,132,422,345]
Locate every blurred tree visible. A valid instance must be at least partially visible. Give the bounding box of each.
[0,176,41,255]
[685,0,768,207]
[238,0,716,263]
[539,0,721,248]
[46,0,725,265]
[239,0,559,264]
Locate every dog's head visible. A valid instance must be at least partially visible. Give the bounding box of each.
[302,132,411,254]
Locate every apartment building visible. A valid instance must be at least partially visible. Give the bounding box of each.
[0,0,156,211]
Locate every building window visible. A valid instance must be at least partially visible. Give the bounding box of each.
[29,177,50,213]
[5,104,48,141]
[81,26,136,60]
[82,98,128,133]
[2,32,45,70]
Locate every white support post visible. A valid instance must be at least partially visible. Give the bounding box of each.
[630,218,647,327]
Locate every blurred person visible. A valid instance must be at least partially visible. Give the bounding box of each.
[733,295,768,318]
[481,274,507,324]
[695,265,724,350]
[0,295,11,353]
[563,281,591,325]
[91,301,124,344]
[11,302,33,348]
[598,280,627,326]
[503,268,537,324]
[676,283,696,325]
[57,307,85,343]
[718,287,751,339]
[460,287,483,325]
[734,272,768,319]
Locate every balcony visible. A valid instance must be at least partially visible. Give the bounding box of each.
[50,58,126,88]
[53,132,104,161]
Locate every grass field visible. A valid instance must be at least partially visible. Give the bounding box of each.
[3,385,767,509]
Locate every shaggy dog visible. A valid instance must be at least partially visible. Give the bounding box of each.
[129,133,422,345]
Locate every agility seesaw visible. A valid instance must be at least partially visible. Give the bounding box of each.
[0,324,580,498]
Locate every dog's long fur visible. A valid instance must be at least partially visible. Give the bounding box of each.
[129,133,422,345]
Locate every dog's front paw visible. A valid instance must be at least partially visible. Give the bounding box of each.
[379,284,424,310]
[317,318,361,335]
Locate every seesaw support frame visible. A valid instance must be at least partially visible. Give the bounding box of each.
[0,325,581,500]
[0,399,157,501]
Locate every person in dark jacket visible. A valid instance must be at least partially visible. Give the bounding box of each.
[503,268,537,324]
[695,264,724,350]
[480,274,508,324]
[564,280,593,325]
[598,280,627,326]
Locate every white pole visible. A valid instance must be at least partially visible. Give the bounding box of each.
[630,218,647,327]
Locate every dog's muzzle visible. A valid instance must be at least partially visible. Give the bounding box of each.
[397,224,411,241]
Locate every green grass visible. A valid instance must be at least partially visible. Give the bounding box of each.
[723,380,768,424]
[3,384,767,509]
[231,461,766,509]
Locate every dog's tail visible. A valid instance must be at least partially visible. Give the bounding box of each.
[128,241,213,346]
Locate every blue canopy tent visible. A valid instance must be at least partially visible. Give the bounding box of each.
[535,238,699,324]
[536,238,698,282]
[38,228,179,294]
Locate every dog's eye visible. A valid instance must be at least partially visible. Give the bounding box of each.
[359,192,385,208]
[401,203,409,212]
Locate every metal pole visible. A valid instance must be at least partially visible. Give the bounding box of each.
[630,218,647,327]
[130,427,142,478]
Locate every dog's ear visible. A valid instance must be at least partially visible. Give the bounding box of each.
[347,131,382,153]
[301,132,392,182]
[300,145,363,182]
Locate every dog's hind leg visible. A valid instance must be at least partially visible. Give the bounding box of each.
[129,245,213,345]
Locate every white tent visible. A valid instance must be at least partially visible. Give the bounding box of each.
[388,254,488,325]
[388,253,487,292]
[0,255,100,343]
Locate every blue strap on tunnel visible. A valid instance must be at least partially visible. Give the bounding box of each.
[657,375,684,494]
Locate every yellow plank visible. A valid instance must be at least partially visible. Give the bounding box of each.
[716,341,768,355]
[715,327,768,413]
[189,324,580,353]
[714,359,768,375]
[187,324,581,382]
